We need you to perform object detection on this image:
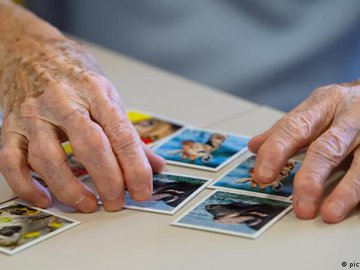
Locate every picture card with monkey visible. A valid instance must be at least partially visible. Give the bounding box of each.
[127,109,188,146]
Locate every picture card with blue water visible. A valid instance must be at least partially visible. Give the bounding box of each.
[210,155,301,200]
[153,128,249,172]
[172,190,292,239]
[124,173,210,215]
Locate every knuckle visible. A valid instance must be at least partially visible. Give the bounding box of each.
[81,72,103,89]
[106,104,122,117]
[54,183,76,199]
[311,84,345,103]
[86,74,121,104]
[273,113,314,151]
[320,130,349,155]
[37,171,75,200]
[265,136,289,155]
[343,179,360,200]
[295,169,325,189]
[76,124,108,153]
[10,177,36,198]
[312,85,336,96]
[0,148,10,169]
[0,148,17,172]
[108,120,140,154]
[51,187,77,205]
[63,108,90,123]
[281,112,314,141]
[48,182,90,210]
[308,135,346,168]
[29,142,65,172]
[11,184,33,200]
[311,86,329,97]
[337,117,358,134]
[89,134,107,151]
[0,150,35,196]
[29,141,52,160]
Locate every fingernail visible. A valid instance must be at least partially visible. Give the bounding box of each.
[129,183,152,202]
[327,201,345,219]
[297,196,317,215]
[100,189,124,211]
[257,161,275,182]
[103,198,123,212]
[77,195,98,213]
[131,190,152,202]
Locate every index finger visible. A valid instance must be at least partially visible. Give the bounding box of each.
[253,88,339,184]
[253,111,323,182]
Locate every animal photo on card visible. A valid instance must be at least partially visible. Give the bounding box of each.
[125,173,208,214]
[154,128,248,171]
[173,191,292,238]
[127,110,183,145]
[0,202,79,255]
[211,156,301,198]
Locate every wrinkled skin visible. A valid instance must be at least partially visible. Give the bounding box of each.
[249,83,360,223]
[1,1,359,223]
[0,6,165,212]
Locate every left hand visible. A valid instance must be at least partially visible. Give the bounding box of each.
[248,82,360,223]
[0,32,165,212]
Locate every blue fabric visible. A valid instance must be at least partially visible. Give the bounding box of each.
[27,0,360,111]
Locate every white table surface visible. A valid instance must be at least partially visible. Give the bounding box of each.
[0,40,358,270]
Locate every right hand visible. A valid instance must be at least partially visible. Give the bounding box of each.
[248,82,360,223]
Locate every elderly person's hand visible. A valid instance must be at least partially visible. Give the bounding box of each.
[249,82,360,223]
[0,0,165,212]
